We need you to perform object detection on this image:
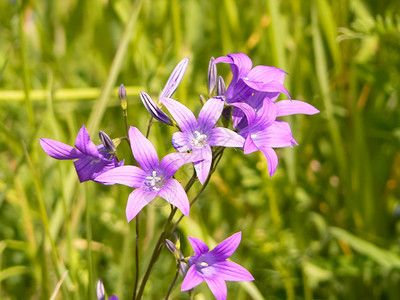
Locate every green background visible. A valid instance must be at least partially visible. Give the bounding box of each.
[1,0,400,299]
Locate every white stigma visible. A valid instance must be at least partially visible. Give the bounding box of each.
[192,130,208,148]
[200,261,209,267]
[250,133,258,139]
[145,170,164,191]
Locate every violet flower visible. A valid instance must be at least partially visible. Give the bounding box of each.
[238,97,319,176]
[39,125,123,183]
[181,232,254,300]
[161,96,245,184]
[95,126,196,222]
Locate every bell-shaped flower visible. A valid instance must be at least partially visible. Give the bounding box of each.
[39,125,124,183]
[95,126,196,222]
[161,96,245,185]
[181,232,254,300]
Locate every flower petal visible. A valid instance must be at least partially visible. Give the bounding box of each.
[73,156,116,183]
[244,79,291,99]
[243,134,258,154]
[74,125,99,157]
[214,261,254,282]
[158,178,190,216]
[171,131,191,152]
[39,138,82,160]
[187,236,209,256]
[129,127,159,172]
[193,146,212,185]
[260,146,278,177]
[161,97,197,132]
[210,232,241,260]
[94,165,146,187]
[160,152,196,178]
[205,277,227,300]
[198,96,225,130]
[252,121,296,149]
[181,265,204,291]
[140,91,172,125]
[208,127,244,148]
[246,65,286,85]
[126,188,156,222]
[160,57,189,98]
[275,100,319,117]
[230,102,256,125]
[253,98,276,129]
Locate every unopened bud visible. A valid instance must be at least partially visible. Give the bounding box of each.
[217,76,226,96]
[165,239,177,254]
[160,58,189,98]
[96,279,105,300]
[140,92,172,125]
[119,84,127,110]
[199,94,206,105]
[99,131,116,154]
[207,57,217,96]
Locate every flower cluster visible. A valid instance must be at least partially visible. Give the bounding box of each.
[40,53,318,300]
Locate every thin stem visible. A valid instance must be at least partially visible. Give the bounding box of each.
[123,109,129,141]
[85,186,94,300]
[146,117,153,138]
[165,259,181,300]
[132,215,139,300]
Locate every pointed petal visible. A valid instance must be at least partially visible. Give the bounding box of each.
[260,146,278,177]
[74,125,99,157]
[205,277,227,300]
[214,261,254,282]
[40,138,82,160]
[73,156,116,183]
[158,178,190,216]
[253,98,276,129]
[232,107,246,129]
[227,53,253,79]
[198,96,225,129]
[161,97,197,132]
[243,134,258,154]
[94,166,146,187]
[244,79,291,99]
[171,131,191,152]
[160,152,196,178]
[181,265,204,291]
[187,237,209,256]
[160,58,189,98]
[129,127,159,172]
[246,65,286,85]
[252,121,296,149]
[193,146,212,185]
[126,189,156,222]
[208,127,244,148]
[210,232,241,260]
[275,100,319,117]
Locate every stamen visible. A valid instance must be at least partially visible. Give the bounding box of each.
[250,134,258,139]
[200,261,209,267]
[192,130,207,148]
[145,170,164,191]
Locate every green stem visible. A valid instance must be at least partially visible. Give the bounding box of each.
[85,185,94,300]
[165,259,181,300]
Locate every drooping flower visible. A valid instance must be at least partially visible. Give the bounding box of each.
[181,232,254,300]
[237,97,319,176]
[140,58,189,124]
[161,96,245,184]
[94,126,196,222]
[39,125,124,183]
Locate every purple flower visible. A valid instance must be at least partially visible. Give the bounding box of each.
[237,97,319,176]
[94,126,196,222]
[181,232,254,300]
[161,96,245,184]
[214,53,290,104]
[39,125,124,183]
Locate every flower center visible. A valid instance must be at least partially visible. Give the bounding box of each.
[145,170,165,191]
[192,130,208,148]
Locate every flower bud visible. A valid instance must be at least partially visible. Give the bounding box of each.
[217,76,226,96]
[140,92,172,125]
[207,57,217,95]
[99,131,116,155]
[119,84,127,110]
[165,239,177,254]
[160,58,189,98]
[96,279,105,300]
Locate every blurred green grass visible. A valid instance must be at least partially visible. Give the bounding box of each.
[1,0,400,299]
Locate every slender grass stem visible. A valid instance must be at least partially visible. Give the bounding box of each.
[165,259,181,300]
[85,185,94,300]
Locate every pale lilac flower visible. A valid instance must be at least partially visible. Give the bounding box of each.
[97,279,118,300]
[39,125,123,183]
[161,96,245,184]
[95,126,196,222]
[181,232,254,300]
[237,97,319,176]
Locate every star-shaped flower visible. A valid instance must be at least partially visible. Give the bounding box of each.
[181,232,254,300]
[161,96,245,184]
[95,126,196,222]
[39,125,124,183]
